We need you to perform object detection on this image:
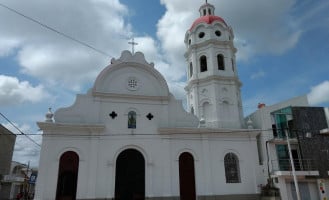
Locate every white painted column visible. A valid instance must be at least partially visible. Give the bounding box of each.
[162,139,172,197]
[276,177,289,200]
[86,138,99,198]
[201,135,212,195]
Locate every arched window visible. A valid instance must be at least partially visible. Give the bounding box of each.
[189,62,193,77]
[224,153,241,183]
[217,54,225,70]
[200,56,207,72]
[128,111,136,129]
[231,58,235,72]
[191,106,194,114]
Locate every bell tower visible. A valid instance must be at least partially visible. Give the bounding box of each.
[184,1,244,129]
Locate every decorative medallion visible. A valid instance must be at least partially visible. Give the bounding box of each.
[127,77,139,91]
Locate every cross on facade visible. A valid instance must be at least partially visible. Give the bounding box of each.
[146,113,154,120]
[109,111,118,119]
[128,37,138,54]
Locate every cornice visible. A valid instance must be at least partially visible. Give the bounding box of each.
[92,91,169,102]
[158,127,260,138]
[37,122,105,133]
[185,39,237,58]
[185,75,242,90]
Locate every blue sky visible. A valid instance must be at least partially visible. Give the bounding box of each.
[0,0,329,167]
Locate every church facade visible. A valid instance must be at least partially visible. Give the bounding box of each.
[35,2,262,200]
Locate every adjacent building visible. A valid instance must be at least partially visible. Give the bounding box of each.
[0,124,16,199]
[1,161,37,200]
[247,96,329,200]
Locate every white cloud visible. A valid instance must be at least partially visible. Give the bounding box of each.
[0,0,305,98]
[0,38,21,56]
[250,70,265,80]
[0,0,133,91]
[308,81,329,105]
[0,75,49,105]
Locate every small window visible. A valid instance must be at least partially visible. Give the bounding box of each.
[198,32,205,38]
[200,56,207,72]
[208,8,211,15]
[224,153,241,183]
[217,54,225,70]
[191,107,194,114]
[188,39,191,45]
[272,124,278,138]
[203,9,206,16]
[215,30,221,37]
[189,62,193,77]
[231,58,234,72]
[128,111,136,129]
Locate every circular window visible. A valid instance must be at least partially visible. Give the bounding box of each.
[198,32,205,38]
[127,77,139,91]
[215,30,221,37]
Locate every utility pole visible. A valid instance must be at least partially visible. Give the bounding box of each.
[284,129,301,200]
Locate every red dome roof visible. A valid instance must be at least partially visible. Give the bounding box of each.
[190,15,227,31]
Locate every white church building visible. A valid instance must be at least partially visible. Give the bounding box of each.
[35,2,262,200]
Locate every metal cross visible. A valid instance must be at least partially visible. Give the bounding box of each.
[128,37,138,54]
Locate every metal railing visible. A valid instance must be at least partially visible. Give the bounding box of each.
[2,174,25,182]
[271,159,317,171]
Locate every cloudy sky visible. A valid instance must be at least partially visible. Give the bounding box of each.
[1,0,329,167]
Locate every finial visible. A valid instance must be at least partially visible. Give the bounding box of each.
[206,0,208,3]
[247,117,253,129]
[199,115,206,128]
[45,107,54,123]
[128,37,138,54]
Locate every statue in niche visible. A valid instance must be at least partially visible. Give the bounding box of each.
[128,111,136,129]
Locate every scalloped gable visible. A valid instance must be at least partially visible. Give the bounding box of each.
[93,51,169,97]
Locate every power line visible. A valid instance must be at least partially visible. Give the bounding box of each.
[4,127,319,137]
[0,2,113,58]
[0,112,41,147]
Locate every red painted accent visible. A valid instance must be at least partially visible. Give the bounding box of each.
[190,15,227,30]
[258,103,266,109]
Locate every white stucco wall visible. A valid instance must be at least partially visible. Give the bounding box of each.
[35,51,261,199]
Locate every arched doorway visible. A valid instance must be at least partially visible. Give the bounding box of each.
[115,149,145,200]
[179,152,196,200]
[56,151,79,200]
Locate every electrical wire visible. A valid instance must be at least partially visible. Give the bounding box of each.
[1,127,317,137]
[0,2,113,58]
[0,112,41,147]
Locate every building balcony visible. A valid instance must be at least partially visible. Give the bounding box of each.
[1,174,25,182]
[271,159,319,176]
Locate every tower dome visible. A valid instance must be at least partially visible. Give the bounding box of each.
[190,2,227,31]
